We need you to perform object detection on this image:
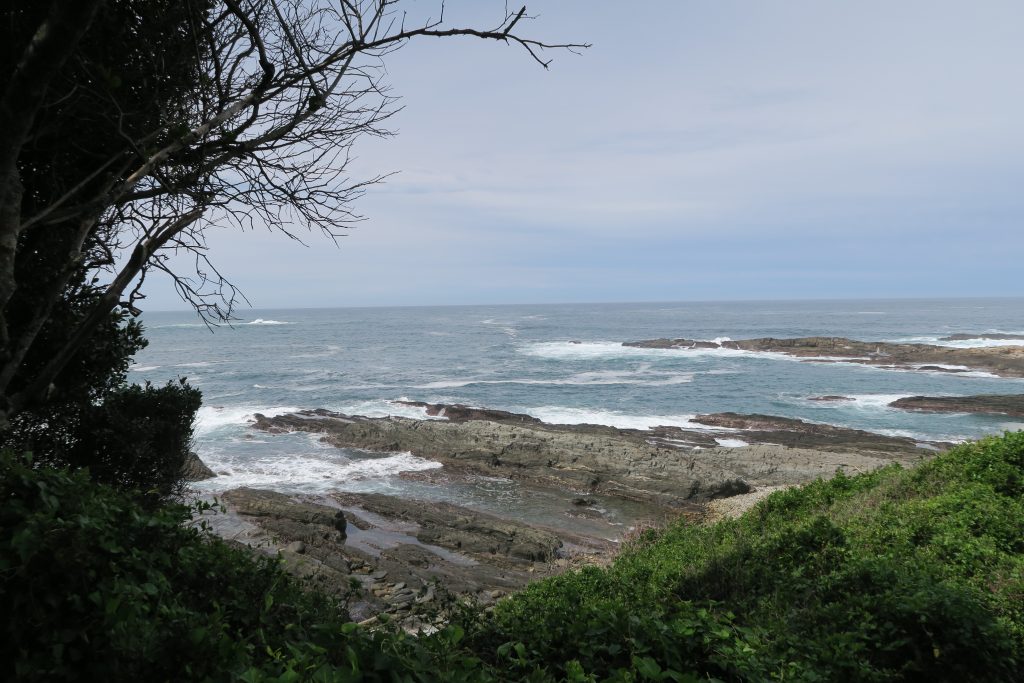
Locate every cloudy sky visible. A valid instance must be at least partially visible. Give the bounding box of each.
[147,0,1023,310]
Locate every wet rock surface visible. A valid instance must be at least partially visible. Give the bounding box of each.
[690,413,938,454]
[251,405,938,506]
[888,394,1024,418]
[623,336,1024,378]
[213,486,613,628]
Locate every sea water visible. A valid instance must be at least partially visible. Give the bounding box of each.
[132,298,1024,503]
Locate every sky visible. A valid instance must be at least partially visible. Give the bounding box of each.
[145,0,1023,310]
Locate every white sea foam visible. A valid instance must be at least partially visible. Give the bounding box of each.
[195,451,440,492]
[715,438,750,448]
[245,318,291,325]
[907,364,1001,378]
[521,340,798,363]
[413,379,481,389]
[194,405,301,435]
[842,394,914,409]
[936,339,1024,349]
[130,365,160,372]
[328,399,446,421]
[411,369,694,389]
[526,406,723,431]
[873,428,938,441]
[888,334,1024,349]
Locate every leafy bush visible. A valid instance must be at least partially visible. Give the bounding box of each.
[472,432,1024,681]
[2,380,201,499]
[4,432,1024,681]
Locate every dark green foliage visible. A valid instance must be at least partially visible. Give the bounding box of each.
[4,433,1024,681]
[2,380,201,499]
[0,451,493,682]
[474,432,1024,681]
[1,0,209,498]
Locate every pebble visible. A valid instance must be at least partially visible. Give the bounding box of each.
[392,582,406,590]
[371,570,388,580]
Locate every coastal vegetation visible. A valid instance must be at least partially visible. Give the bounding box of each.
[4,431,1023,680]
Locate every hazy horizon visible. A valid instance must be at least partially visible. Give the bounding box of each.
[143,294,1024,315]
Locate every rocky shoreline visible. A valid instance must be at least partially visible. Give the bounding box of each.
[198,487,603,629]
[193,402,950,627]
[251,404,937,506]
[623,336,1024,378]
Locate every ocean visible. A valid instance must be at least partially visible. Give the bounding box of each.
[132,298,1024,505]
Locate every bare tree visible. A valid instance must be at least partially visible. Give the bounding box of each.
[0,0,586,425]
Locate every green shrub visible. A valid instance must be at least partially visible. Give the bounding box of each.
[472,433,1024,681]
[2,380,201,499]
[4,432,1024,681]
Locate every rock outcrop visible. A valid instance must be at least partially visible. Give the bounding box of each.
[181,451,216,481]
[214,487,602,626]
[623,336,1024,378]
[252,406,937,507]
[690,413,935,454]
[253,409,746,506]
[888,394,1024,418]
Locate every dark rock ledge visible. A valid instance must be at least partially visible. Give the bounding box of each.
[623,336,1024,378]
[888,394,1024,418]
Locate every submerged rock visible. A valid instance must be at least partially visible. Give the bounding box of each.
[940,333,1024,341]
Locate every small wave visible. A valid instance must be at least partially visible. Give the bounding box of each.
[327,399,446,421]
[521,340,797,363]
[480,318,517,338]
[935,339,1024,349]
[887,334,1024,349]
[194,451,441,493]
[194,405,301,435]
[526,406,724,432]
[841,394,913,409]
[907,364,1001,378]
[715,437,749,448]
[130,365,160,372]
[411,370,694,390]
[245,318,291,325]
